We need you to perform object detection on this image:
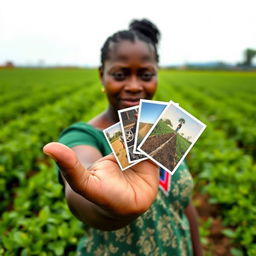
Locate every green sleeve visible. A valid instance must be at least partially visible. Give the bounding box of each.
[56,122,111,186]
[60,123,98,149]
[59,122,111,154]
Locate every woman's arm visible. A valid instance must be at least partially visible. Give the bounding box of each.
[64,181,140,230]
[184,201,203,256]
[63,145,141,230]
[43,142,159,231]
[62,145,141,230]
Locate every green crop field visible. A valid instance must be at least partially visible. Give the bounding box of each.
[175,134,191,161]
[0,68,255,256]
[150,119,174,136]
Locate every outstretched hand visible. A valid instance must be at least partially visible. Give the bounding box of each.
[43,142,159,217]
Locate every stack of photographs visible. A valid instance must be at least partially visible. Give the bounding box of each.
[103,99,206,174]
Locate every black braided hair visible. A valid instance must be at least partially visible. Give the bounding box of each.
[100,19,160,67]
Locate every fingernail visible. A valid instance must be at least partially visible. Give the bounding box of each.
[44,151,58,162]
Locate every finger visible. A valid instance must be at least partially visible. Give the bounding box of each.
[130,159,160,189]
[43,142,88,194]
[96,153,118,165]
[132,158,159,174]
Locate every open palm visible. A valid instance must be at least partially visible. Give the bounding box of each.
[43,142,159,216]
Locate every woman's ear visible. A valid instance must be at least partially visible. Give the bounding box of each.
[98,66,104,84]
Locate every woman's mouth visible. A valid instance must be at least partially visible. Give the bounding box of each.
[120,98,141,108]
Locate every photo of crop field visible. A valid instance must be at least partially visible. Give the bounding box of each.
[104,123,130,169]
[1,68,256,255]
[137,122,153,143]
[135,100,168,153]
[139,103,205,174]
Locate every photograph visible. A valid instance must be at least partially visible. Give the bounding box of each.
[103,122,140,170]
[139,102,206,174]
[2,0,255,254]
[134,99,168,153]
[118,106,147,163]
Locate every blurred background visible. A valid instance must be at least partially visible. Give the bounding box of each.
[0,0,255,255]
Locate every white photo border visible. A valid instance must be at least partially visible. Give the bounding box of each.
[134,99,169,154]
[103,122,141,171]
[118,106,147,163]
[138,102,206,175]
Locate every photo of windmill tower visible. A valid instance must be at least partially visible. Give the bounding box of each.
[139,103,206,174]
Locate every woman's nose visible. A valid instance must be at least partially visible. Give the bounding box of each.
[124,76,142,93]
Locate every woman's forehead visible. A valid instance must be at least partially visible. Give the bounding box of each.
[107,40,156,63]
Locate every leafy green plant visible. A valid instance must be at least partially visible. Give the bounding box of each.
[1,68,256,255]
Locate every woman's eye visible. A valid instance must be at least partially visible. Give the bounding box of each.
[112,72,126,81]
[140,72,155,81]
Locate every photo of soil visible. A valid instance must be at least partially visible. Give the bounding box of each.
[135,100,168,154]
[139,102,206,174]
[140,132,177,171]
[137,122,153,146]
[111,139,129,168]
[103,122,139,170]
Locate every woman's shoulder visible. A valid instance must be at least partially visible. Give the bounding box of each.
[87,111,114,130]
[64,121,98,130]
[59,122,111,155]
[60,122,102,137]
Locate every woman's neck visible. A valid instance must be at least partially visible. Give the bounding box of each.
[105,105,119,123]
[88,105,119,130]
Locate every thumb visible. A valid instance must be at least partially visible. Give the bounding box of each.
[43,142,88,194]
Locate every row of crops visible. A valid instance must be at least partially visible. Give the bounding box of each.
[0,69,107,255]
[157,71,256,255]
[0,68,255,255]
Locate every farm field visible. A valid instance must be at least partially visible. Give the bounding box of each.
[0,68,256,255]
[140,118,193,172]
[112,139,129,167]
[137,122,153,146]
[140,132,177,171]
[176,133,191,161]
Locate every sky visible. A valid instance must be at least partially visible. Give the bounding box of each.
[0,0,255,67]
[161,104,205,141]
[140,101,168,124]
[106,122,121,138]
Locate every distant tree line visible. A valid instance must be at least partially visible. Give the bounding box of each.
[242,48,256,66]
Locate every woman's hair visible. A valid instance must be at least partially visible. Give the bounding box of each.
[100,19,161,67]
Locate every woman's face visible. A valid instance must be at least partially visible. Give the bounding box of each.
[100,40,158,110]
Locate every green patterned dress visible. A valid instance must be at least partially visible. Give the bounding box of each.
[59,122,194,256]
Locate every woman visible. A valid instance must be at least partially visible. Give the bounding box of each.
[43,19,202,255]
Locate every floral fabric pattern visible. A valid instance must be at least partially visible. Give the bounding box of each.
[58,123,194,256]
[77,163,193,256]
